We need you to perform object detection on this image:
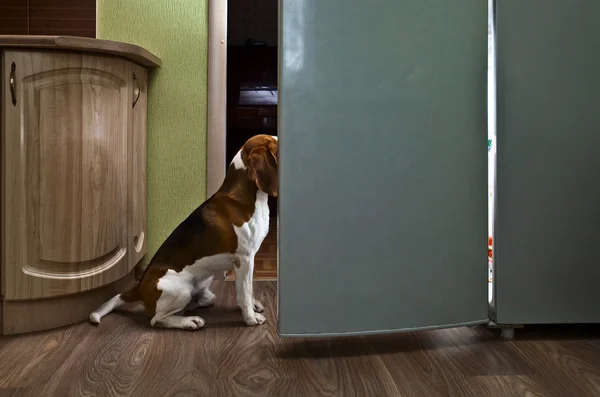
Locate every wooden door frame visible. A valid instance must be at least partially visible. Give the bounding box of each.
[206,0,228,197]
[206,0,228,281]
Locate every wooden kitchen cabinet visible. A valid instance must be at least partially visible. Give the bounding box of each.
[0,36,160,334]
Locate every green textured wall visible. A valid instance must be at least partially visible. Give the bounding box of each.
[97,0,208,270]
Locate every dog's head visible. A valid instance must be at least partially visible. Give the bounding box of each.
[242,134,279,197]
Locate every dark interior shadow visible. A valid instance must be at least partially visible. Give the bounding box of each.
[490,323,600,341]
[277,328,481,359]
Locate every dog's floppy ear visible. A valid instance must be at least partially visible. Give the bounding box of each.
[247,141,278,196]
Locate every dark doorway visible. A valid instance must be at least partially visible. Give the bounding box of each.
[226,0,278,280]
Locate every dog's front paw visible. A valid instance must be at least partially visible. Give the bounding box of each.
[253,299,265,313]
[244,313,266,326]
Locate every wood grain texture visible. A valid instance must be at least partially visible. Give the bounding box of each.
[2,48,152,334]
[29,0,95,38]
[0,0,28,36]
[0,0,96,37]
[2,269,135,335]
[30,0,95,5]
[0,281,599,396]
[0,36,161,68]
[3,51,131,300]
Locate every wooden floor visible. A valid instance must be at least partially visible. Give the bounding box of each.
[1,281,600,397]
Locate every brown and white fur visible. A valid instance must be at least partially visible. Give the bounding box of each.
[89,134,278,330]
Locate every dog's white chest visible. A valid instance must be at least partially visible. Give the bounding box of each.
[233,190,270,256]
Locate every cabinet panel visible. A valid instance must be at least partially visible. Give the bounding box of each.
[128,63,147,270]
[3,51,130,300]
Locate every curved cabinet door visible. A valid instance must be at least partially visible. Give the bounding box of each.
[278,0,489,336]
[3,51,130,300]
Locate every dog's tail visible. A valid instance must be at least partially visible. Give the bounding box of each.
[89,285,141,324]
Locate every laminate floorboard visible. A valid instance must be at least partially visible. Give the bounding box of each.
[0,281,599,397]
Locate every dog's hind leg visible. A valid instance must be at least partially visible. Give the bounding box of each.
[150,272,205,330]
[185,276,217,311]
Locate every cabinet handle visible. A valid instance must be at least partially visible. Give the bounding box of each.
[133,232,145,253]
[132,72,140,108]
[9,62,16,106]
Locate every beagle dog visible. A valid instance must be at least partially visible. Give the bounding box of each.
[89,134,278,330]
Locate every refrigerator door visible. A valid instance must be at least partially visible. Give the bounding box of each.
[495,0,600,324]
[278,0,489,336]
